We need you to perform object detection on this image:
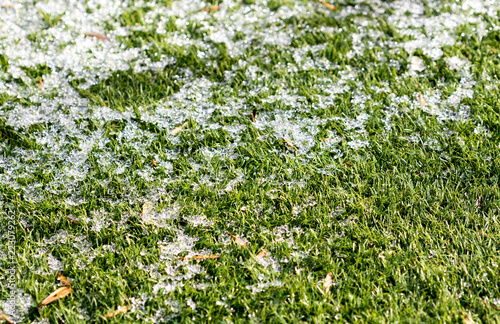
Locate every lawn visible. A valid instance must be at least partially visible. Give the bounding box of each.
[0,0,499,323]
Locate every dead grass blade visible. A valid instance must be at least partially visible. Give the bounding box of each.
[475,195,482,207]
[37,78,43,90]
[84,33,110,41]
[478,299,500,311]
[256,249,269,259]
[38,286,73,309]
[462,313,475,324]
[282,138,298,151]
[227,231,248,247]
[57,272,72,286]
[104,305,128,319]
[179,255,220,261]
[418,91,426,108]
[170,121,188,135]
[319,1,336,10]
[201,5,220,12]
[0,309,14,324]
[141,202,153,217]
[67,216,79,225]
[324,272,333,294]
[250,112,255,123]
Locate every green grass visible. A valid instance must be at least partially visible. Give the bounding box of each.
[1,0,500,323]
[74,68,182,112]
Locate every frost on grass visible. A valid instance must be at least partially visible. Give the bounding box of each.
[1,0,500,321]
[246,278,284,295]
[141,202,182,228]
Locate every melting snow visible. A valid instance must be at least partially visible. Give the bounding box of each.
[1,0,498,321]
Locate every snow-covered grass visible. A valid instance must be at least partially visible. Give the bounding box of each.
[0,0,499,322]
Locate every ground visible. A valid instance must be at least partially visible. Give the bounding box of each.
[0,0,499,323]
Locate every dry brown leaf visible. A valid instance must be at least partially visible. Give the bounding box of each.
[141,202,153,217]
[104,305,128,319]
[179,254,220,261]
[152,159,158,167]
[256,249,269,259]
[85,33,110,41]
[282,138,298,151]
[0,309,14,324]
[227,231,248,247]
[170,122,188,135]
[38,286,73,309]
[319,1,336,10]
[324,272,333,294]
[201,5,220,12]
[57,272,72,286]
[418,91,426,108]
